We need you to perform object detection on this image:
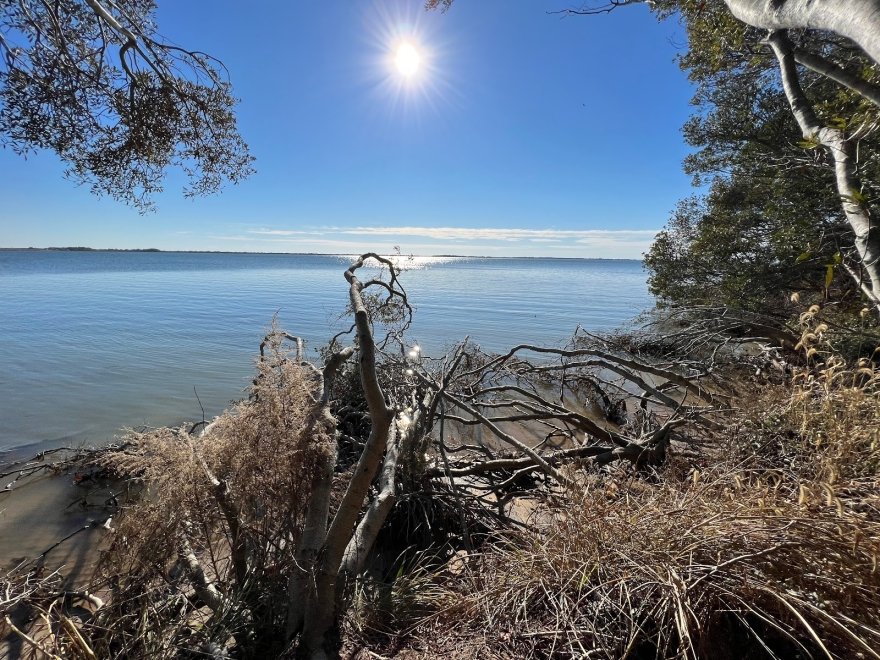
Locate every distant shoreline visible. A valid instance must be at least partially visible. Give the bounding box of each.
[0,247,641,261]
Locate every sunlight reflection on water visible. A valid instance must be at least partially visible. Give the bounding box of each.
[343,254,466,270]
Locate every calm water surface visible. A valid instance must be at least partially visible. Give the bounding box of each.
[0,251,651,453]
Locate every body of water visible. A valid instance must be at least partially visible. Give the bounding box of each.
[0,251,651,453]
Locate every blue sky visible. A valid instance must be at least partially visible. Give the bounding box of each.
[1,1,696,258]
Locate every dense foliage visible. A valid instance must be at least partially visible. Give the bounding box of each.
[645,1,880,312]
[0,0,254,211]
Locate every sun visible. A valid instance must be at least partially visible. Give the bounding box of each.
[363,5,453,115]
[394,42,421,78]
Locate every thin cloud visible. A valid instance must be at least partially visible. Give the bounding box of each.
[248,229,326,236]
[336,226,658,242]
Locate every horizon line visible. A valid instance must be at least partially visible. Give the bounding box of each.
[0,246,645,261]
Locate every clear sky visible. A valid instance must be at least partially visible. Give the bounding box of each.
[1,1,696,258]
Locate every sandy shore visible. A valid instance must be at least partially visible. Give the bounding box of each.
[0,453,115,588]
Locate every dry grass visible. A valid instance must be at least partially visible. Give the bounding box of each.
[408,473,879,658]
[83,332,334,657]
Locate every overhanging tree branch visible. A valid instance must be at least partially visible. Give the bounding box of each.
[792,47,880,109]
[0,0,254,210]
[767,30,880,309]
[725,0,880,66]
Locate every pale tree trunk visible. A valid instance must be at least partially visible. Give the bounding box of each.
[339,417,403,578]
[286,347,354,637]
[768,30,880,309]
[300,255,397,657]
[725,0,880,65]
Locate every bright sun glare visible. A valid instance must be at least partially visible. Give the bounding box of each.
[395,42,421,77]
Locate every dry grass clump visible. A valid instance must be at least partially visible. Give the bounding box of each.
[87,333,334,657]
[731,305,880,485]
[407,467,879,659]
[785,358,880,481]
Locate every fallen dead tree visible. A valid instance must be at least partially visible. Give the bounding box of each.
[408,330,726,515]
[374,323,880,659]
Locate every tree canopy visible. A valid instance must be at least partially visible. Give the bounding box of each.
[635,0,880,314]
[646,1,880,312]
[0,0,254,211]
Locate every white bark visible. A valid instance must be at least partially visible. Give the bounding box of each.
[287,347,354,637]
[178,535,224,612]
[339,418,403,578]
[185,436,247,586]
[84,0,136,42]
[725,0,880,65]
[301,254,396,655]
[286,434,335,636]
[792,48,880,109]
[768,30,880,307]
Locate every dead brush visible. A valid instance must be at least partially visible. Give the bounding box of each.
[785,304,880,481]
[82,332,334,657]
[787,364,880,482]
[1,568,66,657]
[42,254,432,658]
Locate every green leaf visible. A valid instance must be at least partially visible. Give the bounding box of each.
[825,264,835,289]
[850,188,868,205]
[796,251,812,264]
